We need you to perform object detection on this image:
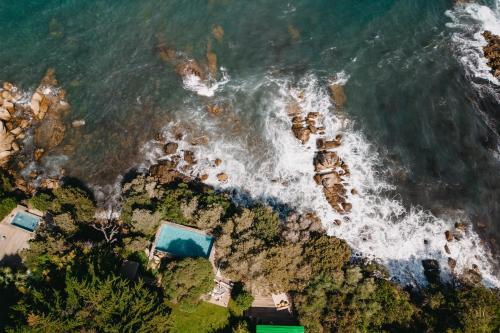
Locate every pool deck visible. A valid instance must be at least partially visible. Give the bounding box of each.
[0,205,42,264]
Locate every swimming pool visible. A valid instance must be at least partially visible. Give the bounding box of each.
[10,211,40,232]
[155,224,214,258]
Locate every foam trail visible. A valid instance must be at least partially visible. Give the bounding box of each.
[182,67,230,97]
[146,73,500,287]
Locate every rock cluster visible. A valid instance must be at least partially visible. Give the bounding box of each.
[482,30,500,78]
[152,128,227,184]
[0,70,69,193]
[157,34,220,83]
[287,102,324,144]
[0,82,25,165]
[314,141,352,214]
[286,90,353,215]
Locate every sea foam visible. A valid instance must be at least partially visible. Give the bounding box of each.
[144,73,500,287]
[446,1,500,87]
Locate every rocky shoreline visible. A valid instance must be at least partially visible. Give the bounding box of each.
[0,70,73,194]
[286,82,353,218]
[482,30,500,78]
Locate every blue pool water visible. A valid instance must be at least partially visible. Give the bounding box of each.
[155,224,214,258]
[10,211,40,232]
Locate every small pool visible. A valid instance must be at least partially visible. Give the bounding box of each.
[155,224,214,258]
[10,211,40,232]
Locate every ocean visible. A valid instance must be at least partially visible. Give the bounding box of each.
[1,0,500,286]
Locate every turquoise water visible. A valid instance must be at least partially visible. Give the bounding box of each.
[1,1,500,283]
[10,211,40,232]
[155,224,214,258]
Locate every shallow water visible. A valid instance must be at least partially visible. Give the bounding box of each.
[1,0,500,285]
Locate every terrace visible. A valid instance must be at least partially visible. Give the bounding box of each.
[0,205,42,265]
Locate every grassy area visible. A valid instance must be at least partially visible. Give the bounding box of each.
[169,301,230,333]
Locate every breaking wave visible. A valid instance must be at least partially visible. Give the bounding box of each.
[143,73,500,287]
[446,1,500,87]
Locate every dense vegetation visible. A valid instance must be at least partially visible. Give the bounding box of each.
[0,171,499,332]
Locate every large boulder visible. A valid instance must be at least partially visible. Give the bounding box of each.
[164,142,178,155]
[314,151,340,172]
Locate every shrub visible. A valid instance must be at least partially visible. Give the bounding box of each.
[162,257,214,308]
[160,184,194,225]
[252,205,280,243]
[121,195,151,225]
[28,193,52,212]
[52,187,95,223]
[0,197,16,220]
[304,234,351,274]
[53,213,78,235]
[230,283,254,316]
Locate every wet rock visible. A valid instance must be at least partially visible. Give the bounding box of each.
[444,244,451,254]
[212,25,224,42]
[10,127,21,136]
[316,138,341,150]
[448,257,457,270]
[217,172,228,182]
[288,25,300,41]
[454,222,466,231]
[206,104,223,115]
[190,136,209,146]
[163,142,178,155]
[3,82,13,91]
[206,42,218,77]
[175,60,205,80]
[286,102,301,116]
[183,150,196,164]
[292,126,310,144]
[341,202,352,213]
[34,116,66,150]
[314,151,340,172]
[482,31,500,77]
[200,174,209,181]
[318,171,342,188]
[0,109,11,121]
[158,44,177,63]
[34,148,45,161]
[214,158,222,166]
[445,230,454,242]
[422,259,440,284]
[1,90,12,100]
[149,161,185,184]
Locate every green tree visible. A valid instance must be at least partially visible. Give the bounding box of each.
[252,205,280,243]
[28,193,52,212]
[162,258,214,310]
[0,197,16,220]
[52,187,96,223]
[454,286,500,333]
[9,269,171,333]
[229,283,254,316]
[303,234,351,275]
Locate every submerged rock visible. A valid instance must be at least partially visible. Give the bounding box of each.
[212,25,224,42]
[329,83,346,109]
